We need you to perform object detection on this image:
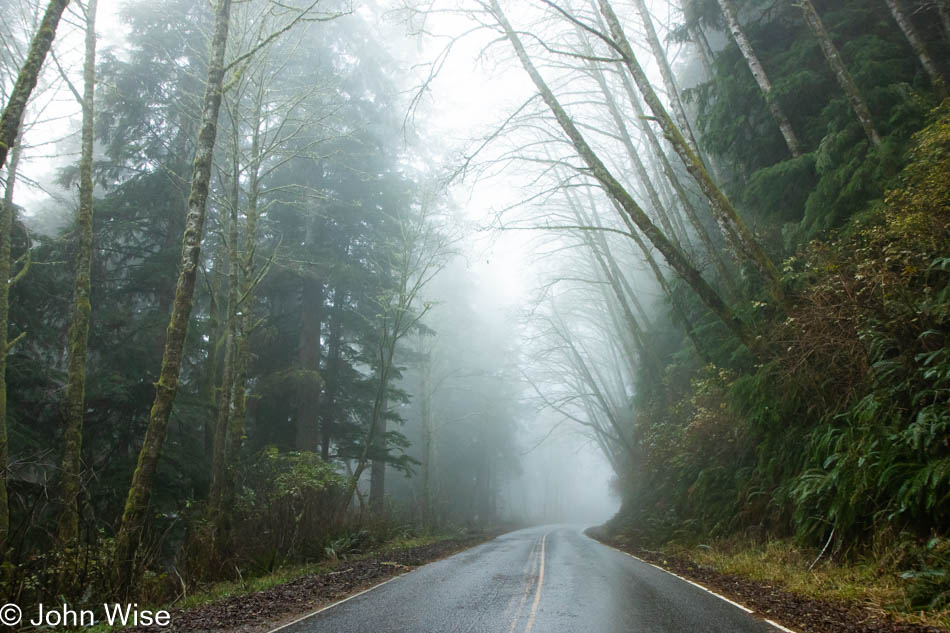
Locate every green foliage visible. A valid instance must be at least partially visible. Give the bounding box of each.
[690,0,938,236]
[619,103,950,616]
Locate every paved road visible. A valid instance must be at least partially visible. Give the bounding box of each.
[276,525,783,633]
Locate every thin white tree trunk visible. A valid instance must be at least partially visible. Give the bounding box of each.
[884,0,947,94]
[631,0,702,158]
[716,0,803,157]
[800,0,880,147]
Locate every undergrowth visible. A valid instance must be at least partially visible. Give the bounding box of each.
[616,101,950,616]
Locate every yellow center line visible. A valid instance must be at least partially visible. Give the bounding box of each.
[502,538,540,624]
[522,533,547,633]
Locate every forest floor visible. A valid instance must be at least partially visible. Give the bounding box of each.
[587,527,948,633]
[116,529,508,633]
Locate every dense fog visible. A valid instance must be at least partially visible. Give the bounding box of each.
[2,0,948,613]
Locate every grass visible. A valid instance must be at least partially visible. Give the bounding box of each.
[667,538,950,630]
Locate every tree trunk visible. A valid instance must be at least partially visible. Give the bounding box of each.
[938,0,950,43]
[583,51,681,244]
[418,338,433,526]
[341,335,396,516]
[207,137,241,550]
[205,250,224,459]
[584,50,737,300]
[800,0,881,147]
[596,0,786,310]
[369,397,388,513]
[715,0,803,157]
[884,0,948,95]
[226,89,265,503]
[631,0,703,159]
[295,275,323,451]
[491,0,753,351]
[615,66,738,297]
[320,282,346,461]
[0,139,23,547]
[0,0,70,170]
[57,0,97,547]
[113,0,233,596]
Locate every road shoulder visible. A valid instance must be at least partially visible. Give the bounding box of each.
[585,527,946,633]
[121,532,504,633]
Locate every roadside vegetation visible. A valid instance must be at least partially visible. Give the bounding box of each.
[599,1,950,623]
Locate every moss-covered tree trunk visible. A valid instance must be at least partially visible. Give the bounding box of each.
[630,0,702,159]
[226,90,264,503]
[490,0,752,351]
[295,275,324,451]
[207,135,241,554]
[714,0,803,157]
[57,0,97,548]
[0,139,23,548]
[113,0,233,596]
[584,53,737,299]
[596,0,787,309]
[368,391,389,514]
[614,65,738,297]
[320,281,346,461]
[799,0,881,147]
[418,337,433,526]
[0,0,69,170]
[884,0,947,96]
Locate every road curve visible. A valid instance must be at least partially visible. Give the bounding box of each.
[274,525,783,633]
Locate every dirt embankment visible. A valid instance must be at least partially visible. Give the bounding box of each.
[123,535,494,633]
[586,527,945,633]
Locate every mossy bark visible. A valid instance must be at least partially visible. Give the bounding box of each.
[113,0,233,597]
[585,53,737,299]
[0,140,23,548]
[610,52,740,300]
[597,0,787,310]
[799,0,881,147]
[295,274,324,451]
[226,92,264,506]
[207,141,240,554]
[320,281,346,461]
[630,0,702,159]
[0,0,70,170]
[57,0,97,548]
[491,0,753,351]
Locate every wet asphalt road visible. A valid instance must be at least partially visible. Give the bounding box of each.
[277,525,783,633]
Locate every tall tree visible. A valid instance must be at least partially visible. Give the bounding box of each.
[593,0,787,308]
[799,0,880,147]
[714,0,803,157]
[113,0,234,594]
[488,0,752,350]
[0,138,22,548]
[0,0,70,170]
[629,0,703,159]
[883,0,948,95]
[0,0,70,549]
[57,0,98,547]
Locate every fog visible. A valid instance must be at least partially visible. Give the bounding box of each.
[0,0,815,602]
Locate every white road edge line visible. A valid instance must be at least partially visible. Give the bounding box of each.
[764,619,798,633]
[638,559,752,613]
[263,574,404,633]
[596,540,800,633]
